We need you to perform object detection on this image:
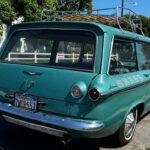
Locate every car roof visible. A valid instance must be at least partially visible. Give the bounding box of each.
[9,21,150,43]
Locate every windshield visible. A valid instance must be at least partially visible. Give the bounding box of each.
[2,30,96,71]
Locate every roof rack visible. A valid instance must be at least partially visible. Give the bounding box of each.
[41,7,144,36]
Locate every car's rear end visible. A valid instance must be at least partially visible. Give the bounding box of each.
[0,21,104,139]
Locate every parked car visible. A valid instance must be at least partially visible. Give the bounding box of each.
[0,10,150,146]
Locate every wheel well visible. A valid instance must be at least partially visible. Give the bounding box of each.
[136,103,144,119]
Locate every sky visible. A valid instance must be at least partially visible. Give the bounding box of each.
[93,0,150,17]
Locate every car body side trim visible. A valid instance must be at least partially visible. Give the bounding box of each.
[101,79,150,99]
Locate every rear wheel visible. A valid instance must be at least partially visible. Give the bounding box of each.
[115,108,138,146]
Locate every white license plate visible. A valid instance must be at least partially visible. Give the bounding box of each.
[14,93,37,112]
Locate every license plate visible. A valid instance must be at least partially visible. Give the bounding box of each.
[14,93,37,112]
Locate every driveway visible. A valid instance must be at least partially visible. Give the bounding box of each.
[0,113,149,150]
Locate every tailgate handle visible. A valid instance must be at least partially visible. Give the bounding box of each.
[5,94,14,99]
[23,71,42,76]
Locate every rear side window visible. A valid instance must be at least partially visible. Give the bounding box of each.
[137,42,150,70]
[109,39,138,75]
[2,30,96,71]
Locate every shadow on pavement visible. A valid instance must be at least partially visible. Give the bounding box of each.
[0,120,119,150]
[0,120,105,150]
[0,120,112,150]
[0,112,149,150]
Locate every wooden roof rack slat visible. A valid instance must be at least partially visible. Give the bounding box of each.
[41,7,144,36]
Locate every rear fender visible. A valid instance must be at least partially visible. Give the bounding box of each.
[121,99,145,126]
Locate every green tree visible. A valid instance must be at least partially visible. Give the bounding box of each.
[139,15,150,37]
[11,0,57,22]
[0,0,16,26]
[118,14,150,37]
[58,0,92,11]
[0,26,2,36]
[0,0,93,25]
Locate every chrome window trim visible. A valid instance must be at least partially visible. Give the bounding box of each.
[2,28,99,73]
[107,36,114,75]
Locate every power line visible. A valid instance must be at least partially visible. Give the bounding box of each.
[126,0,138,6]
[121,0,139,16]
[125,0,144,15]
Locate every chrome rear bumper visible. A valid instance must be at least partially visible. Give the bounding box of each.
[0,103,104,137]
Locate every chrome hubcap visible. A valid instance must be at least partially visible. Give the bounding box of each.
[124,110,137,140]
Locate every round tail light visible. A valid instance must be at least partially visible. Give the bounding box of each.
[88,88,100,101]
[71,85,82,99]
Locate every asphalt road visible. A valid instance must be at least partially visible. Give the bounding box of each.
[0,113,149,150]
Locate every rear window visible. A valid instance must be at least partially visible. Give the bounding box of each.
[2,30,96,71]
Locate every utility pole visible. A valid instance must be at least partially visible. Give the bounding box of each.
[121,0,124,16]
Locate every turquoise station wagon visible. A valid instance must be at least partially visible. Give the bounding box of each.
[0,9,150,146]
